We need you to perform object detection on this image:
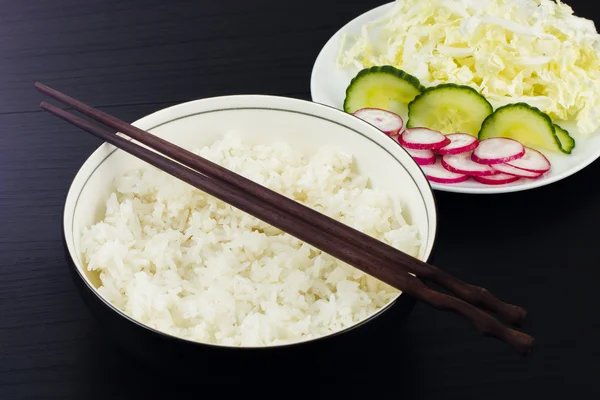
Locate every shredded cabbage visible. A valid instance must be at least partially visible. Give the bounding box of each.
[337,0,600,135]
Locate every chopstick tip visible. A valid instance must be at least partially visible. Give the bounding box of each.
[34,82,50,93]
[39,101,57,113]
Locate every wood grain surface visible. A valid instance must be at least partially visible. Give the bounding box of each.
[1,0,599,398]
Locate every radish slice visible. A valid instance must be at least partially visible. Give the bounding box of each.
[505,147,551,173]
[404,148,436,166]
[471,138,525,165]
[473,173,521,185]
[492,163,543,179]
[353,108,404,136]
[399,128,451,150]
[437,133,479,155]
[421,159,469,184]
[391,134,436,166]
[441,152,496,176]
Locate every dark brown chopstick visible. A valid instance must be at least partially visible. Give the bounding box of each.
[34,82,526,326]
[39,99,535,356]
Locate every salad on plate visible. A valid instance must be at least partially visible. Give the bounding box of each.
[325,0,600,188]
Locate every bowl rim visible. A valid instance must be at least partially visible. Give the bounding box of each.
[62,94,439,349]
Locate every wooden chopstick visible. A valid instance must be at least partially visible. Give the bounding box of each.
[38,98,535,356]
[34,82,526,327]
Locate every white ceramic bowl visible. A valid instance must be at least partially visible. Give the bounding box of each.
[62,95,438,371]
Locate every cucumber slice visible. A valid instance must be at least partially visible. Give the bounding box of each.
[407,84,493,137]
[478,103,562,153]
[554,124,576,154]
[343,65,424,117]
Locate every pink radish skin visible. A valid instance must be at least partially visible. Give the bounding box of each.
[404,148,436,166]
[442,153,496,177]
[390,135,436,166]
[492,163,543,179]
[353,108,404,136]
[505,147,551,173]
[421,159,470,184]
[399,128,451,150]
[473,173,521,185]
[437,133,479,155]
[390,134,405,144]
[472,138,525,165]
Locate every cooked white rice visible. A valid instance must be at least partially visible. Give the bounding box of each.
[80,134,421,346]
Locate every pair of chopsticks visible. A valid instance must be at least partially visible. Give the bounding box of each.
[36,82,534,355]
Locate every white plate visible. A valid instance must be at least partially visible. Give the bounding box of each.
[310,2,600,194]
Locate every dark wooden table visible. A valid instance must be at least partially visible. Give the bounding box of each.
[1,0,598,397]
